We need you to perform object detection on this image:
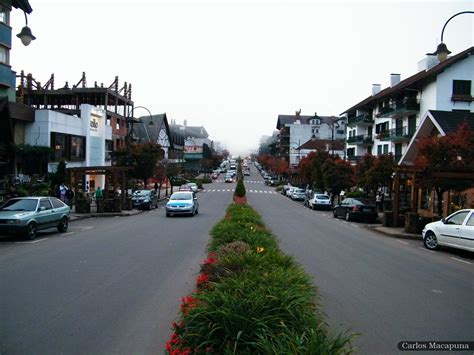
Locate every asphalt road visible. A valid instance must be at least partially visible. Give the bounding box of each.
[246,168,474,354]
[0,181,234,354]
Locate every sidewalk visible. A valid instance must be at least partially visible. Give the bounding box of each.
[366,211,421,240]
[69,190,171,222]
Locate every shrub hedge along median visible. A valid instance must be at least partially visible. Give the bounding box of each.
[166,190,353,354]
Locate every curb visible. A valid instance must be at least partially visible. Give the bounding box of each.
[366,225,421,241]
[69,210,143,222]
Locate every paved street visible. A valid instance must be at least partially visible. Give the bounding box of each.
[1,169,473,354]
[0,183,234,354]
[246,170,474,354]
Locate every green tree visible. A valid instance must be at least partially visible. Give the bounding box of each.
[115,142,164,187]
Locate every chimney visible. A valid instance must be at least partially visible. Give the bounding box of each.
[390,73,401,87]
[295,109,301,118]
[184,119,187,127]
[417,54,439,72]
[372,84,381,96]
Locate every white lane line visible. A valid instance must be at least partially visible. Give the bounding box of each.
[418,247,434,253]
[397,240,409,245]
[61,232,75,236]
[15,238,48,244]
[451,257,472,265]
[82,226,94,231]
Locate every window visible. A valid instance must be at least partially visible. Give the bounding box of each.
[0,46,8,65]
[52,133,67,160]
[446,211,469,225]
[337,129,345,135]
[453,80,471,96]
[39,199,53,210]
[51,132,86,161]
[105,140,113,161]
[70,136,85,160]
[347,148,355,157]
[312,127,319,135]
[383,144,389,154]
[0,6,9,24]
[309,119,320,125]
[51,198,65,209]
[466,214,474,227]
[377,145,382,155]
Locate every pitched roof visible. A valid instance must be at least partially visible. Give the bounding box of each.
[134,113,174,148]
[341,47,474,115]
[170,124,209,139]
[299,139,345,151]
[277,114,340,129]
[429,110,474,134]
[399,110,474,165]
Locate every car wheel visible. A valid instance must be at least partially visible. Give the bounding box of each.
[423,231,439,250]
[57,217,68,233]
[345,211,352,221]
[333,210,338,218]
[26,222,38,240]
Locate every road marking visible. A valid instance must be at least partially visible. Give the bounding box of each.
[451,257,472,265]
[397,240,409,245]
[61,232,75,236]
[15,238,48,244]
[418,247,434,253]
[82,226,94,231]
[431,289,443,294]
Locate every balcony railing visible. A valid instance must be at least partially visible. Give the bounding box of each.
[378,99,419,118]
[376,126,416,141]
[347,134,374,145]
[348,113,374,127]
[347,155,362,162]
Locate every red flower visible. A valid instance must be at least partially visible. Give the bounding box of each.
[196,273,209,285]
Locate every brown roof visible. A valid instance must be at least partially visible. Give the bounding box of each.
[299,139,345,151]
[341,47,474,115]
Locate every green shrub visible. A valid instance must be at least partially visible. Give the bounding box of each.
[234,179,246,197]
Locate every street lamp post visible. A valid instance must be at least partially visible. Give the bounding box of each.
[16,7,36,46]
[428,11,474,62]
[126,105,154,144]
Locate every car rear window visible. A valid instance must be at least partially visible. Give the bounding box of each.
[51,198,66,209]
[316,195,329,199]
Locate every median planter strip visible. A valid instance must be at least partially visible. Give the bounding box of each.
[166,170,354,354]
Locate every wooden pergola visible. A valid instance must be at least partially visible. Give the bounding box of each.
[392,165,474,226]
[66,166,133,207]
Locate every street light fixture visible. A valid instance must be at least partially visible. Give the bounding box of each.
[126,105,154,143]
[16,11,36,46]
[428,11,474,62]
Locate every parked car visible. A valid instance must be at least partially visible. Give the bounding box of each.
[281,185,292,196]
[166,192,199,217]
[187,183,199,193]
[211,173,219,179]
[333,198,378,223]
[291,188,306,201]
[308,194,332,210]
[0,197,70,239]
[131,189,158,210]
[286,186,296,197]
[244,170,250,176]
[422,209,474,252]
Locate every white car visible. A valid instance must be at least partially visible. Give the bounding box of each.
[286,186,296,198]
[165,192,199,217]
[291,188,306,201]
[187,183,198,193]
[422,209,474,252]
[309,194,332,210]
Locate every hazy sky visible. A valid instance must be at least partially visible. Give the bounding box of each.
[11,0,474,156]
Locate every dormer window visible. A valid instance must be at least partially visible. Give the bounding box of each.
[309,118,320,125]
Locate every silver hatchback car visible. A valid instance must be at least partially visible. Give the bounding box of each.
[0,197,71,239]
[165,192,199,217]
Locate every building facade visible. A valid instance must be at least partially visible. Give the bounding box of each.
[24,104,112,189]
[342,47,474,164]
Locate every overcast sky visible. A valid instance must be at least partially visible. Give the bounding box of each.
[11,0,474,156]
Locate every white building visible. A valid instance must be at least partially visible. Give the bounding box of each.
[24,104,112,189]
[342,47,474,164]
[276,111,346,169]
